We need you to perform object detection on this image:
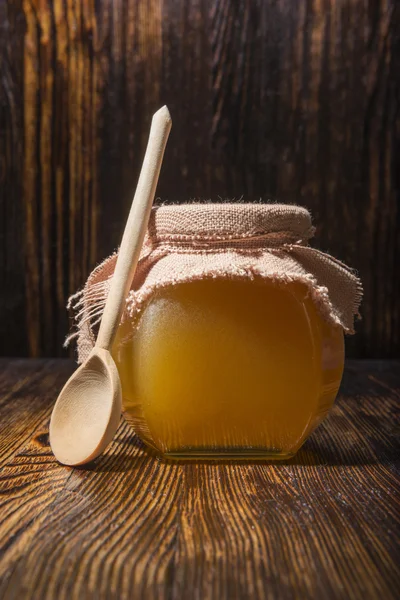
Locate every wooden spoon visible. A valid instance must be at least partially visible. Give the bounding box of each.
[50,106,172,466]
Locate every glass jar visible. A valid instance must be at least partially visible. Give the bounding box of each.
[70,203,360,461]
[112,276,344,460]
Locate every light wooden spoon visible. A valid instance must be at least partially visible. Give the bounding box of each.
[50,106,172,466]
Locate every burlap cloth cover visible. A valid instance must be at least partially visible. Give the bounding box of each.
[67,203,363,363]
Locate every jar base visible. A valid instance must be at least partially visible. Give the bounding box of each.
[161,449,296,461]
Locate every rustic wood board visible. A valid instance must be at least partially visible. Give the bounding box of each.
[0,359,399,599]
[0,1,398,358]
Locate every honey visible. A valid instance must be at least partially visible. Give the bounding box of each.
[112,278,344,459]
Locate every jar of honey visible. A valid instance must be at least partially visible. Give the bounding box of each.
[70,204,361,460]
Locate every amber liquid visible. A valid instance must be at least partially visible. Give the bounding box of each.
[112,279,344,459]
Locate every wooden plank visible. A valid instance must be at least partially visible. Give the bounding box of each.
[0,0,27,355]
[0,360,75,590]
[0,360,74,467]
[0,0,398,358]
[0,360,182,599]
[1,422,182,600]
[0,360,398,599]
[170,362,400,599]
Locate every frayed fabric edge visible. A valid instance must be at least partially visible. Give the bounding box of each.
[124,268,352,332]
[65,266,358,364]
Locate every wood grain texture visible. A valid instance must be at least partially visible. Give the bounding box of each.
[0,359,399,599]
[0,0,398,358]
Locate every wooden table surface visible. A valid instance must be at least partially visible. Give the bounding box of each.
[0,359,399,599]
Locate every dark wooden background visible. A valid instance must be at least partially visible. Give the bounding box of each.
[0,0,398,359]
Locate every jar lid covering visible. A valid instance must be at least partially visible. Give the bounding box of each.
[66,203,362,363]
[148,203,313,243]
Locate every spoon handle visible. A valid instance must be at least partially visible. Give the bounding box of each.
[96,106,172,351]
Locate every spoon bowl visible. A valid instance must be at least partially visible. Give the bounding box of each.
[50,348,121,466]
